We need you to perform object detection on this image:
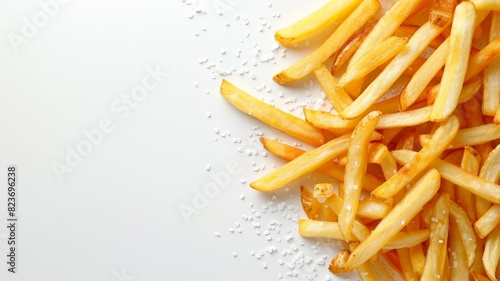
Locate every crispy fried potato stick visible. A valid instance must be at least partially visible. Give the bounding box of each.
[421,194,450,280]
[259,137,384,191]
[337,36,409,90]
[273,0,380,85]
[392,150,500,204]
[397,248,419,281]
[376,106,431,129]
[347,169,441,270]
[483,11,500,116]
[340,21,448,119]
[371,116,459,200]
[220,80,324,146]
[450,201,478,268]
[419,124,500,149]
[458,146,481,222]
[251,132,382,192]
[339,111,381,241]
[483,224,500,281]
[383,229,430,250]
[301,186,325,220]
[313,65,353,112]
[449,219,469,281]
[430,1,476,122]
[430,0,457,27]
[274,0,363,46]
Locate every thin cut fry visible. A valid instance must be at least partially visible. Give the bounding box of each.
[408,216,426,277]
[382,229,430,250]
[301,186,324,220]
[450,201,478,268]
[430,1,476,122]
[340,21,448,119]
[472,0,500,10]
[392,150,500,204]
[483,224,500,281]
[274,0,363,46]
[397,248,418,281]
[273,0,380,85]
[375,106,431,129]
[313,183,334,199]
[339,111,381,241]
[449,219,469,281]
[371,116,459,200]
[458,146,480,222]
[483,11,500,116]
[220,80,324,146]
[299,219,347,241]
[337,36,409,90]
[347,169,441,270]
[313,65,353,113]
[429,0,457,27]
[421,194,450,281]
[419,124,500,149]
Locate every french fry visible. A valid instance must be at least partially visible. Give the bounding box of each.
[301,186,325,220]
[331,22,376,74]
[339,111,381,241]
[395,129,417,151]
[473,272,492,281]
[274,0,363,46]
[396,248,419,281]
[339,143,389,166]
[458,146,481,222]
[450,201,478,268]
[427,79,483,106]
[340,21,448,119]
[366,259,395,281]
[298,219,347,240]
[329,249,351,274]
[395,25,445,49]
[375,106,432,129]
[273,0,380,84]
[449,219,470,281]
[259,137,385,191]
[251,134,351,192]
[326,193,390,221]
[408,216,426,277]
[392,150,500,204]
[304,109,359,135]
[324,195,371,241]
[382,229,430,250]
[347,169,441,270]
[483,11,500,116]
[400,38,448,110]
[347,0,423,67]
[421,193,451,281]
[483,224,500,281]
[475,205,500,239]
[313,65,353,113]
[220,80,324,146]
[371,116,459,200]
[429,1,476,122]
[337,36,409,90]
[419,124,500,149]
[475,144,500,236]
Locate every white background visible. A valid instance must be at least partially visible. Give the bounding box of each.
[0,0,394,280]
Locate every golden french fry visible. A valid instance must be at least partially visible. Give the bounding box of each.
[371,116,459,200]
[298,219,348,241]
[313,183,334,198]
[494,106,500,124]
[450,201,478,268]
[337,36,409,90]
[340,21,448,119]
[339,111,381,241]
[357,196,391,220]
[251,134,351,192]
[259,137,384,191]
[220,80,324,146]
[395,25,445,49]
[408,216,426,277]
[427,79,483,106]
[458,146,481,222]
[483,11,500,116]
[421,194,451,280]
[347,169,441,270]
[473,271,493,281]
[304,109,359,135]
[366,259,395,281]
[301,186,325,220]
[475,205,500,239]
[383,229,430,250]
[400,38,448,110]
[348,0,423,67]
[331,22,376,74]
[419,124,500,149]
[392,150,500,204]
[313,65,353,113]
[395,129,417,151]
[273,0,380,84]
[397,248,419,281]
[376,106,432,129]
[274,0,363,46]
[380,152,398,181]
[483,224,500,281]
[430,1,476,122]
[449,219,470,281]
[329,250,351,274]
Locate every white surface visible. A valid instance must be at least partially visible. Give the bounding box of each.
[0,1,390,280]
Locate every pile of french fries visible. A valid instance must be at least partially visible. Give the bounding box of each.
[219,0,500,280]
